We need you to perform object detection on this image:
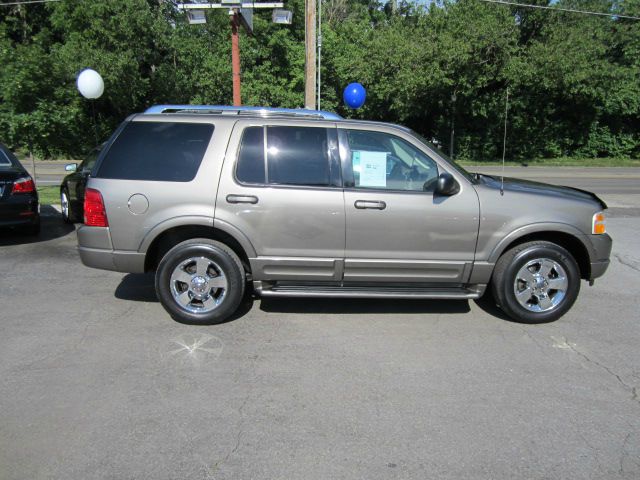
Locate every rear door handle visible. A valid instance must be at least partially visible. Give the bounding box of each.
[354,200,386,210]
[226,194,259,204]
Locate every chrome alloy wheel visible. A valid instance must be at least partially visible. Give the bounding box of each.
[61,191,69,219]
[513,258,568,312]
[169,256,228,314]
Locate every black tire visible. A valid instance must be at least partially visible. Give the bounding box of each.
[60,189,75,223]
[155,238,245,325]
[491,241,581,324]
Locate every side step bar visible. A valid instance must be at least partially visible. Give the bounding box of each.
[254,282,486,300]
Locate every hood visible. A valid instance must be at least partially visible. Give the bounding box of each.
[478,174,607,209]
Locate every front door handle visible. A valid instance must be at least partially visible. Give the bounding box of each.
[226,194,259,204]
[354,200,386,210]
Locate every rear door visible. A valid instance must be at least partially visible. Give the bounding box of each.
[339,126,480,284]
[216,120,345,282]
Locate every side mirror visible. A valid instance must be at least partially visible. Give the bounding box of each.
[65,163,77,172]
[435,172,459,196]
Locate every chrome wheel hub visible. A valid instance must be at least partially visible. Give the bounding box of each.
[513,258,568,313]
[169,256,228,314]
[190,276,208,296]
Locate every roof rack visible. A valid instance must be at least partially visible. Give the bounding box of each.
[144,105,342,120]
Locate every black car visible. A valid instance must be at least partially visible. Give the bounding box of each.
[0,143,40,235]
[60,146,101,223]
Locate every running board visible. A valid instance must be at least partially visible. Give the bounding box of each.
[254,282,485,299]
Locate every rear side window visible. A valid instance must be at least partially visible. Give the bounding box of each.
[97,122,213,181]
[0,150,11,166]
[235,126,338,187]
[236,127,265,184]
[267,126,330,186]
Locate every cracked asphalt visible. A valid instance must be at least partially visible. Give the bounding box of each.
[1,188,639,479]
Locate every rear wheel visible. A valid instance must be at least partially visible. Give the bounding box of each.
[491,241,580,323]
[155,238,245,325]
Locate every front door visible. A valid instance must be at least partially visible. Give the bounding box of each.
[217,121,345,282]
[68,147,100,218]
[339,127,479,284]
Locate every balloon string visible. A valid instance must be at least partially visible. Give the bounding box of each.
[91,100,99,145]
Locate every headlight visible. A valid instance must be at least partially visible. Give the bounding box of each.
[592,211,606,235]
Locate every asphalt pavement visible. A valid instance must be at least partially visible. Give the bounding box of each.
[1,170,639,480]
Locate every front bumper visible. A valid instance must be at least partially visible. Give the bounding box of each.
[587,233,612,280]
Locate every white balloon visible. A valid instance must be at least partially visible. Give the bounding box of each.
[77,69,104,99]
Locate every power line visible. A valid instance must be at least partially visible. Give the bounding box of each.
[478,0,640,21]
[0,0,61,6]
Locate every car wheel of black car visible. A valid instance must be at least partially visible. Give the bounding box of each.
[60,189,76,223]
[155,238,245,325]
[491,241,580,324]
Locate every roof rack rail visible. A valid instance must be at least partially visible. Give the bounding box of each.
[144,105,342,120]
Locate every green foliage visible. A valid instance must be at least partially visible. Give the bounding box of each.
[0,0,638,160]
[36,185,59,206]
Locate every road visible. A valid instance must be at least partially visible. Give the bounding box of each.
[1,171,639,480]
[472,166,640,195]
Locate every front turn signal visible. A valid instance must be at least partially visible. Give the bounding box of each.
[592,212,606,235]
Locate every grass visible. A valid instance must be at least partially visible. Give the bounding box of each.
[458,157,640,167]
[37,186,60,206]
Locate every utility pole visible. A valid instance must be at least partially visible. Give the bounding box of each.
[316,0,321,110]
[177,2,286,107]
[230,11,241,106]
[305,0,317,109]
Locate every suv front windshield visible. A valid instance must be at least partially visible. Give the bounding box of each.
[408,130,475,183]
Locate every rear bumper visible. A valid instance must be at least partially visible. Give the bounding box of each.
[78,246,146,273]
[0,214,39,228]
[77,225,145,273]
[0,194,39,228]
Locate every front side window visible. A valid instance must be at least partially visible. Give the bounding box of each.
[345,130,439,192]
[80,148,100,173]
[97,121,213,182]
[235,126,337,187]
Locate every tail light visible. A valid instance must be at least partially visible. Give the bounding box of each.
[12,176,35,194]
[84,188,109,227]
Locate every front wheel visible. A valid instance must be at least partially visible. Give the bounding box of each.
[155,238,245,325]
[491,241,581,323]
[60,189,75,223]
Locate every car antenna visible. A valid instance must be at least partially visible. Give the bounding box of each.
[501,87,509,196]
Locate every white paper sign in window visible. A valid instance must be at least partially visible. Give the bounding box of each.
[358,151,388,187]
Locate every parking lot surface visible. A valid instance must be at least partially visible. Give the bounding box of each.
[1,174,639,479]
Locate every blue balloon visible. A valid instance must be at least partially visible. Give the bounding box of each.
[343,83,366,109]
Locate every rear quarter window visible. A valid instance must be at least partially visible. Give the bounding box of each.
[96,122,213,181]
[0,150,11,166]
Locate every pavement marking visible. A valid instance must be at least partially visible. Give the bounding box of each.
[165,333,224,365]
[551,336,577,350]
